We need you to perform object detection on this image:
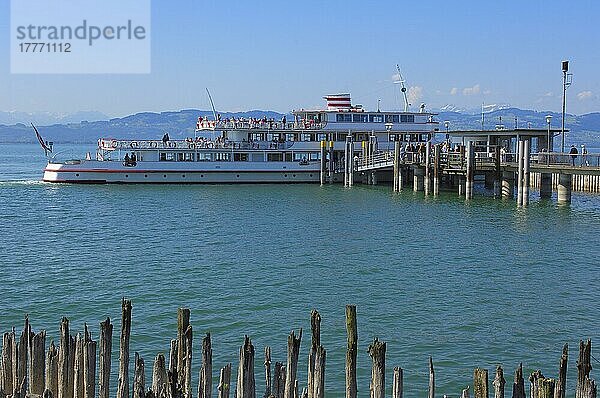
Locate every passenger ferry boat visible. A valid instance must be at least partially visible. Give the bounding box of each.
[42,94,439,183]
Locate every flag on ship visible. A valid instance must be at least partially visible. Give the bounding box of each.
[32,123,52,154]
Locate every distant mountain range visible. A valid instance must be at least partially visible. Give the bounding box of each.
[1,108,599,146]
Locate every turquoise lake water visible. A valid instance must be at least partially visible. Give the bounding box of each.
[1,143,600,397]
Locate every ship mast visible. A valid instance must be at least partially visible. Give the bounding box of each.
[395,64,409,112]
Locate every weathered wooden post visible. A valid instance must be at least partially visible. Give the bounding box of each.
[393,141,400,192]
[368,339,386,398]
[273,363,285,398]
[73,333,84,398]
[58,318,71,398]
[554,344,568,398]
[263,347,271,398]
[14,317,30,396]
[218,364,232,398]
[169,340,178,379]
[392,367,402,398]
[283,330,302,398]
[117,299,132,398]
[537,379,555,398]
[345,305,357,398]
[529,370,544,398]
[425,142,431,195]
[429,357,435,398]
[320,141,326,185]
[68,335,75,398]
[29,329,46,395]
[433,144,440,196]
[517,140,524,206]
[308,310,321,398]
[462,387,471,398]
[133,353,146,398]
[513,364,525,398]
[493,366,505,398]
[236,336,255,398]
[523,139,530,206]
[576,340,592,398]
[45,341,59,398]
[177,308,192,398]
[473,368,488,398]
[465,141,474,199]
[312,346,325,398]
[199,333,212,398]
[83,327,96,398]
[152,354,168,398]
[2,330,16,396]
[98,318,112,398]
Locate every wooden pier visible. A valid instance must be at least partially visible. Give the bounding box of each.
[0,301,597,398]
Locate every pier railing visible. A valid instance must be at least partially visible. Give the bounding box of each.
[98,138,294,151]
[197,120,328,131]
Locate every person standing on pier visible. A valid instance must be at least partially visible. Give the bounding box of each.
[569,144,578,166]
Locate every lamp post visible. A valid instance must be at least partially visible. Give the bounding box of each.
[561,60,572,153]
[444,120,450,147]
[545,115,552,152]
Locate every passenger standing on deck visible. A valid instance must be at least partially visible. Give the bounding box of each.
[569,144,578,166]
[282,115,287,129]
[124,153,130,166]
[581,144,589,166]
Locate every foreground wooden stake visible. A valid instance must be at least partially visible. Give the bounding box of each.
[529,370,544,398]
[177,308,191,397]
[217,364,231,398]
[473,368,488,398]
[345,306,357,398]
[133,352,145,398]
[577,340,592,398]
[198,333,212,398]
[2,330,16,396]
[554,344,568,398]
[73,333,84,398]
[429,357,435,398]
[513,364,525,398]
[29,329,46,395]
[312,346,326,398]
[45,341,59,398]
[58,318,70,398]
[368,339,386,398]
[152,353,168,398]
[284,330,302,398]
[462,387,471,398]
[493,366,506,398]
[264,347,271,398]
[83,326,96,398]
[236,336,255,398]
[392,367,403,398]
[117,299,132,398]
[273,363,285,398]
[308,311,321,398]
[98,318,112,398]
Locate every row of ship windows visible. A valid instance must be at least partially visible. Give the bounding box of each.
[158,152,321,162]
[335,114,416,123]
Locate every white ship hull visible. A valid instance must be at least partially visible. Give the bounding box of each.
[43,160,321,184]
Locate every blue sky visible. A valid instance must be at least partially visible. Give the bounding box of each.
[0,0,599,117]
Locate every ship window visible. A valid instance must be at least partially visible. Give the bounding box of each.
[317,133,326,141]
[301,133,314,142]
[369,114,384,123]
[286,134,296,142]
[293,152,308,161]
[214,152,231,161]
[177,153,184,161]
[385,115,400,123]
[353,114,368,123]
[267,153,283,162]
[234,153,248,161]
[401,115,415,123]
[197,152,212,161]
[389,134,399,141]
[336,114,352,122]
[309,152,319,161]
[284,152,292,162]
[160,152,175,161]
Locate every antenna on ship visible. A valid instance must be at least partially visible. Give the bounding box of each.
[206,88,218,121]
[394,64,409,112]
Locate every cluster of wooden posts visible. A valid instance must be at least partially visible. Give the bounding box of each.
[0,301,597,398]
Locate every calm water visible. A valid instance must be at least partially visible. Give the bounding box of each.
[1,143,600,398]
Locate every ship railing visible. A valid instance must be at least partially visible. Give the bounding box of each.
[196,120,327,131]
[98,138,295,151]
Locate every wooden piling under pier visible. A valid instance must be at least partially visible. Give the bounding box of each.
[0,303,597,398]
